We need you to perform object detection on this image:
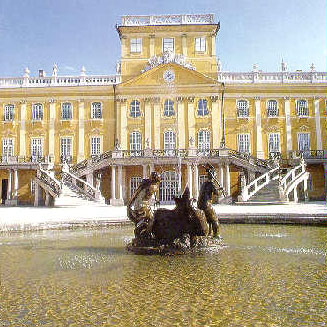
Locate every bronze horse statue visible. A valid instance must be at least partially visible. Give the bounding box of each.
[152,186,209,247]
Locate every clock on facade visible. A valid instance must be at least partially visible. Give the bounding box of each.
[163,69,175,82]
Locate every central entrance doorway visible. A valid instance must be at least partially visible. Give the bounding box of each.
[1,179,8,204]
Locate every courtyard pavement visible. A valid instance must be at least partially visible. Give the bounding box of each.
[0,202,326,232]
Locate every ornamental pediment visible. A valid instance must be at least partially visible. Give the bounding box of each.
[120,63,218,88]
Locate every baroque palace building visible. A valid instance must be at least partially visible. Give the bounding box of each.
[0,14,326,206]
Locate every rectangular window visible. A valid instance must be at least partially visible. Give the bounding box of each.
[130,38,142,53]
[296,100,308,117]
[91,136,101,156]
[195,37,206,52]
[61,102,72,120]
[32,103,44,121]
[60,137,72,163]
[268,133,280,153]
[91,102,102,119]
[163,38,174,52]
[2,138,14,157]
[238,134,250,153]
[130,176,142,197]
[4,104,14,121]
[237,100,249,118]
[31,138,43,161]
[297,133,310,152]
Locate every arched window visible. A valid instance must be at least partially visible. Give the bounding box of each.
[237,100,249,117]
[32,103,44,121]
[130,131,142,155]
[91,102,102,119]
[198,130,210,152]
[296,100,308,117]
[163,100,175,117]
[159,171,178,203]
[197,99,209,116]
[61,102,72,120]
[163,131,176,156]
[267,100,278,117]
[130,100,141,118]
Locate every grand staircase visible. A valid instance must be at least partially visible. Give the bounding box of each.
[245,180,282,204]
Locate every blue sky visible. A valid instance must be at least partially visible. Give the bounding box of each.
[0,0,326,77]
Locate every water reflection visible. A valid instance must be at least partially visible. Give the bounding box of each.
[0,225,326,326]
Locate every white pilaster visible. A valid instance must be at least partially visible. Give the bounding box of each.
[110,165,116,203]
[144,100,152,148]
[211,97,220,148]
[19,102,26,157]
[120,100,128,150]
[255,98,264,159]
[7,169,12,201]
[193,164,199,199]
[182,34,187,56]
[150,35,155,57]
[219,165,224,188]
[49,100,56,161]
[153,100,161,149]
[187,164,193,198]
[117,165,123,201]
[13,169,18,200]
[303,178,309,202]
[177,99,185,149]
[225,164,231,196]
[284,98,292,155]
[77,100,85,162]
[187,98,195,147]
[314,99,322,150]
[211,34,216,56]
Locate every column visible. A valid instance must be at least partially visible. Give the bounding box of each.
[314,98,322,150]
[77,100,85,162]
[86,173,93,186]
[150,163,155,173]
[117,165,123,203]
[219,165,224,188]
[13,169,18,201]
[193,164,199,199]
[187,97,195,147]
[34,184,41,207]
[49,99,56,161]
[7,169,12,201]
[211,34,216,56]
[255,97,264,159]
[225,164,231,196]
[45,192,50,207]
[284,97,292,156]
[303,178,309,202]
[19,101,27,157]
[182,34,187,56]
[187,164,193,198]
[153,98,161,149]
[211,96,220,149]
[110,165,116,204]
[143,164,148,178]
[177,97,185,149]
[150,35,155,57]
[144,99,152,148]
[293,186,298,203]
[120,99,128,150]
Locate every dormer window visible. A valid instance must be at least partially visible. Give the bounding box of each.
[4,104,14,121]
[195,37,206,52]
[163,38,174,52]
[130,38,142,53]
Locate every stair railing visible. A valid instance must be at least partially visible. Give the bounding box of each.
[61,163,101,201]
[279,160,309,202]
[238,166,280,202]
[36,165,62,197]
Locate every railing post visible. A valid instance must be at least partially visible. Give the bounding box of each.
[303,177,309,202]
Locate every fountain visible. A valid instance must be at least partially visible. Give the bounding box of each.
[126,165,225,254]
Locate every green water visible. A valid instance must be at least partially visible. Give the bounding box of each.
[0,225,326,327]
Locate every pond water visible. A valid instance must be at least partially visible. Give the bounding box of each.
[0,225,326,326]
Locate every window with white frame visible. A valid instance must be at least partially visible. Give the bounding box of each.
[4,104,14,121]
[130,131,142,152]
[2,138,14,157]
[130,38,142,53]
[268,133,280,153]
[164,131,176,155]
[237,134,250,153]
[130,176,142,197]
[31,138,43,160]
[61,102,72,120]
[296,100,308,117]
[198,130,210,151]
[197,99,209,116]
[164,100,175,117]
[163,38,174,52]
[91,136,101,156]
[267,100,278,117]
[237,100,249,117]
[32,103,44,121]
[91,102,102,119]
[195,37,206,52]
[60,137,72,163]
[130,100,141,118]
[297,133,310,152]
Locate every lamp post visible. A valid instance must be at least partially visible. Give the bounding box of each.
[220,82,226,148]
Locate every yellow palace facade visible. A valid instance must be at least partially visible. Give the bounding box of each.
[0,14,326,206]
